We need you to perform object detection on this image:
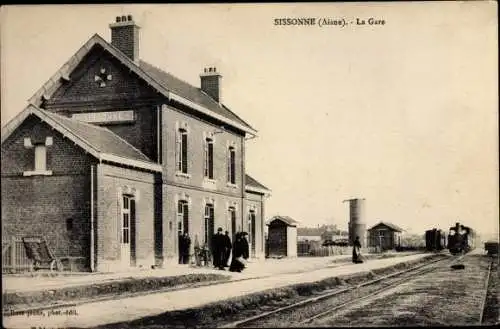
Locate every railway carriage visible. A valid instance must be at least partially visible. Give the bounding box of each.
[425,229,447,251]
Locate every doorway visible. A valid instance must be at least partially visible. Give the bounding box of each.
[121,195,136,268]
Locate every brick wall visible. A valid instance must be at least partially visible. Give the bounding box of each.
[45,48,161,161]
[95,163,156,272]
[245,193,265,259]
[161,104,244,196]
[162,184,243,264]
[1,116,95,270]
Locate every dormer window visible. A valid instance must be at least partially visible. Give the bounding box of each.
[23,137,53,176]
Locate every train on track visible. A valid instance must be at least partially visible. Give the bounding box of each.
[425,222,476,255]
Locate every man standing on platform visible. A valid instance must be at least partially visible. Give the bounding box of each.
[212,227,225,270]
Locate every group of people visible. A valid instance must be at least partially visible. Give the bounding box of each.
[178,227,250,272]
[212,227,250,272]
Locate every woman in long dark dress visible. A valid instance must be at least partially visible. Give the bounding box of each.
[352,236,363,264]
[229,232,248,272]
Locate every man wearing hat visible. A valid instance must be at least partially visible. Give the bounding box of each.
[212,227,226,270]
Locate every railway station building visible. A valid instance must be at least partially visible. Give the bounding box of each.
[1,15,270,272]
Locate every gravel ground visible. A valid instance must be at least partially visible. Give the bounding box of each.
[482,256,499,325]
[116,254,442,329]
[311,254,496,327]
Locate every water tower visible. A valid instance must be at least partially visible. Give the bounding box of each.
[343,198,367,246]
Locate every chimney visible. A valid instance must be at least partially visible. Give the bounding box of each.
[200,67,222,103]
[109,15,140,63]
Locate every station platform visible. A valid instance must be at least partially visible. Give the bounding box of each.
[3,252,430,329]
[2,251,417,294]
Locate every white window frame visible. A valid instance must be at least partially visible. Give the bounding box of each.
[177,200,189,236]
[175,122,190,178]
[204,138,214,180]
[121,195,132,244]
[23,137,53,176]
[204,203,214,246]
[227,146,236,186]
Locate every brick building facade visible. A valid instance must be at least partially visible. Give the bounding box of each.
[1,15,270,272]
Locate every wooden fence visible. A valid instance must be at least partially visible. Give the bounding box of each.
[2,237,32,273]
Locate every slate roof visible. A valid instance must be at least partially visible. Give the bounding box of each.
[41,110,151,163]
[1,105,160,172]
[368,221,404,232]
[266,216,300,227]
[28,34,256,136]
[245,174,270,192]
[139,61,254,131]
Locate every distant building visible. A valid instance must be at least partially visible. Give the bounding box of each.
[367,222,403,251]
[297,228,323,242]
[297,225,348,243]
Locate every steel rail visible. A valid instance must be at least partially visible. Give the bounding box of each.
[478,260,493,325]
[221,255,451,328]
[299,255,465,324]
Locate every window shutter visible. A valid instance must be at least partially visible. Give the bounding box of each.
[227,148,230,183]
[176,130,181,171]
[130,199,136,265]
[183,203,189,234]
[208,142,214,179]
[181,133,188,173]
[34,145,47,171]
[230,149,236,184]
[203,139,208,177]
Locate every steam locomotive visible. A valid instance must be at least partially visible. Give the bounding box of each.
[446,222,475,255]
[425,222,475,255]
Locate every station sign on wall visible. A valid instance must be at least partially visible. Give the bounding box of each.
[71,110,135,124]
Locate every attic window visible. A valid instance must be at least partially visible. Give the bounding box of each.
[94,68,112,87]
[23,137,53,176]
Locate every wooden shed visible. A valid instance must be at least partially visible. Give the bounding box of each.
[265,216,299,258]
[367,221,403,251]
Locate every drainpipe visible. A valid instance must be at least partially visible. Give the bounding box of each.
[90,165,95,272]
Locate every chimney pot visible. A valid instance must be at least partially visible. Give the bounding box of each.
[110,15,140,62]
[200,66,222,103]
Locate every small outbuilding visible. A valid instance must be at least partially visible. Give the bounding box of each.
[367,222,403,251]
[265,216,299,258]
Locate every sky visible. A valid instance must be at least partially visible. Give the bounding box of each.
[1,3,498,238]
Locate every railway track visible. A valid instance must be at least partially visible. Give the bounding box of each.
[3,253,416,316]
[479,259,495,325]
[221,255,458,328]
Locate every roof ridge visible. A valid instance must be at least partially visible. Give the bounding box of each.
[141,60,257,132]
[31,107,101,155]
